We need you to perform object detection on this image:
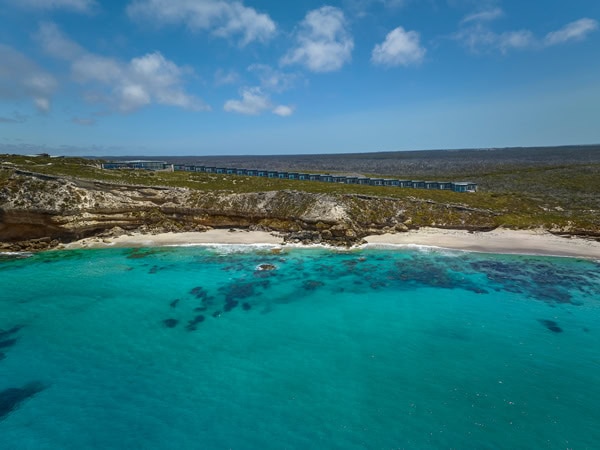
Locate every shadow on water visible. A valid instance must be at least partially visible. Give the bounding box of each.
[0,382,46,421]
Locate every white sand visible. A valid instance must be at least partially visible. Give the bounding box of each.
[364,227,600,259]
[62,229,284,249]
[62,227,600,259]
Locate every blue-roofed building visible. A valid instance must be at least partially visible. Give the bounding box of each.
[452,182,478,193]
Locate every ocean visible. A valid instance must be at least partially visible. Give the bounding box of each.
[1,245,599,449]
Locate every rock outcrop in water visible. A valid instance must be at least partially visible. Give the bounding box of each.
[0,169,499,251]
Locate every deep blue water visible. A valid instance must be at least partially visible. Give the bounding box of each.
[0,245,599,449]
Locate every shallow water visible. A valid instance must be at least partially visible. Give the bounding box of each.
[1,246,599,449]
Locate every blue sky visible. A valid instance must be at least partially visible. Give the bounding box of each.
[0,0,598,155]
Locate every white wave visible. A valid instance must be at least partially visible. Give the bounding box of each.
[164,243,283,254]
[360,242,466,256]
[0,251,34,258]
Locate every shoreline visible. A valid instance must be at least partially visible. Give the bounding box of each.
[58,227,600,259]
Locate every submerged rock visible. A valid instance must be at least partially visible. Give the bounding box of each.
[0,325,22,340]
[162,319,179,328]
[0,382,45,420]
[185,315,205,331]
[539,319,563,333]
[0,339,17,350]
[303,280,325,291]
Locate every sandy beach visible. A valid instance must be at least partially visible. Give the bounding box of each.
[61,227,600,259]
[364,227,600,259]
[62,229,285,249]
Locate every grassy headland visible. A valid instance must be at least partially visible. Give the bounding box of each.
[1,146,599,234]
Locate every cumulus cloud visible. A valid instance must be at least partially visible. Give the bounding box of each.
[14,0,97,13]
[281,6,354,73]
[544,18,598,46]
[455,11,597,54]
[127,0,276,46]
[36,23,208,113]
[223,87,270,115]
[224,87,293,117]
[372,26,426,67]
[0,44,57,112]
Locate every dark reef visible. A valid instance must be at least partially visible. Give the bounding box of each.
[0,382,46,420]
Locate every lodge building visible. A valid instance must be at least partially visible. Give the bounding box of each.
[101,161,478,193]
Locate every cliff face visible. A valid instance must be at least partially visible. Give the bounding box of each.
[0,170,498,251]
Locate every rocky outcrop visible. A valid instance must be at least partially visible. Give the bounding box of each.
[0,169,499,251]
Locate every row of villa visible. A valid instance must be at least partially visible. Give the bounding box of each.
[101,160,478,193]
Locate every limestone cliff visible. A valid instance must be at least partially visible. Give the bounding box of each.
[0,170,498,251]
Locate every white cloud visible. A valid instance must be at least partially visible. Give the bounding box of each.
[248,64,297,93]
[281,6,354,73]
[372,26,426,67]
[127,0,276,46]
[214,69,239,86]
[456,9,598,55]
[461,7,503,24]
[497,30,535,52]
[272,105,294,117]
[0,44,57,112]
[36,22,84,60]
[224,87,270,115]
[544,18,598,46]
[223,87,294,117]
[343,0,407,17]
[16,0,97,13]
[455,24,536,54]
[37,23,208,113]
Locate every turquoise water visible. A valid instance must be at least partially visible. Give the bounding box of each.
[0,245,599,449]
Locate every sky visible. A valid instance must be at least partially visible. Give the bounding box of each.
[0,0,599,156]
